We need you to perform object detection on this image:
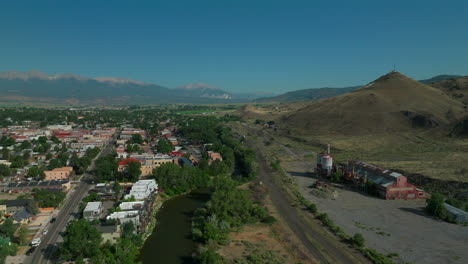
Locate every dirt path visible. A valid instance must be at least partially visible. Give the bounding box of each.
[249,138,369,264]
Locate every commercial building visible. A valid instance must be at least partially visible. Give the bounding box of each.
[119,155,177,176]
[83,201,103,221]
[44,167,74,180]
[70,140,105,150]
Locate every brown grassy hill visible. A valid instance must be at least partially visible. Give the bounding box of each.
[431,76,468,106]
[234,103,306,121]
[282,71,466,135]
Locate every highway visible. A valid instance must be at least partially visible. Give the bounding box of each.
[25,137,116,264]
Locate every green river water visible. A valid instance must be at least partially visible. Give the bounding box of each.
[139,189,211,264]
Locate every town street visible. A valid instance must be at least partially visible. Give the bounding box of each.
[25,137,116,264]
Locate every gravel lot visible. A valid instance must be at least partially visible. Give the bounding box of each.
[283,159,468,264]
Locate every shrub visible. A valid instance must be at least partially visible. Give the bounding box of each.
[352,233,365,248]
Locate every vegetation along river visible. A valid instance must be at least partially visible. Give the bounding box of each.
[139,189,211,264]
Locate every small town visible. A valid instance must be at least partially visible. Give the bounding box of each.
[0,110,228,263]
[1,2,468,264]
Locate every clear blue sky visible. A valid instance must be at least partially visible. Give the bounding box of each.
[1,0,467,94]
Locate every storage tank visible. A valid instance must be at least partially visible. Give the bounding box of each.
[316,153,323,167]
[321,154,333,171]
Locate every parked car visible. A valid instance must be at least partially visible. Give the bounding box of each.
[26,247,35,255]
[50,217,57,224]
[31,238,41,247]
[42,229,48,235]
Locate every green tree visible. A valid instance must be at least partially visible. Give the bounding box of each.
[18,226,28,245]
[124,161,141,182]
[0,219,16,240]
[112,182,122,195]
[426,193,448,220]
[61,219,102,260]
[28,166,45,179]
[129,134,143,144]
[50,135,61,144]
[0,165,11,177]
[157,139,174,154]
[94,155,118,182]
[33,189,66,208]
[195,246,224,264]
[20,141,31,150]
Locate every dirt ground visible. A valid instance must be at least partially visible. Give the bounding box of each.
[219,185,315,264]
[0,192,22,200]
[280,156,468,264]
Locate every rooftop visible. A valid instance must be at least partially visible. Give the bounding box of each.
[84,201,102,212]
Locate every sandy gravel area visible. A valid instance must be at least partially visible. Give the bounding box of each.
[283,158,468,264]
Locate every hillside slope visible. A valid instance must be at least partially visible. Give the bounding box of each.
[255,86,360,103]
[256,74,462,103]
[431,76,468,105]
[282,71,465,135]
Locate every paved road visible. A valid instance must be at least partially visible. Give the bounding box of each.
[242,125,368,264]
[25,137,117,264]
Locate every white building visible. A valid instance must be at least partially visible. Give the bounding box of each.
[106,210,140,226]
[119,201,145,211]
[124,179,157,200]
[83,201,102,221]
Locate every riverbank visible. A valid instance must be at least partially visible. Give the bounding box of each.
[139,189,211,264]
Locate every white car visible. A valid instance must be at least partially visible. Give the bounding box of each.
[31,238,41,247]
[42,229,48,235]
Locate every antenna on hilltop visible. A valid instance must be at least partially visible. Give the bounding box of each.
[393,64,396,72]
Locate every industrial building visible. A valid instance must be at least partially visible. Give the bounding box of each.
[342,160,427,200]
[83,201,103,221]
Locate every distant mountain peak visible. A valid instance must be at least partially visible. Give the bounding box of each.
[175,82,232,99]
[176,82,220,91]
[94,77,146,85]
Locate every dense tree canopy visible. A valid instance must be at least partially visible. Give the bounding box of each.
[61,219,102,260]
[156,139,174,154]
[33,189,66,208]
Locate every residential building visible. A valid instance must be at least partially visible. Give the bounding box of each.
[119,201,145,211]
[0,205,6,216]
[12,209,32,224]
[207,151,223,165]
[5,199,33,214]
[83,201,103,221]
[124,179,157,200]
[106,211,140,227]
